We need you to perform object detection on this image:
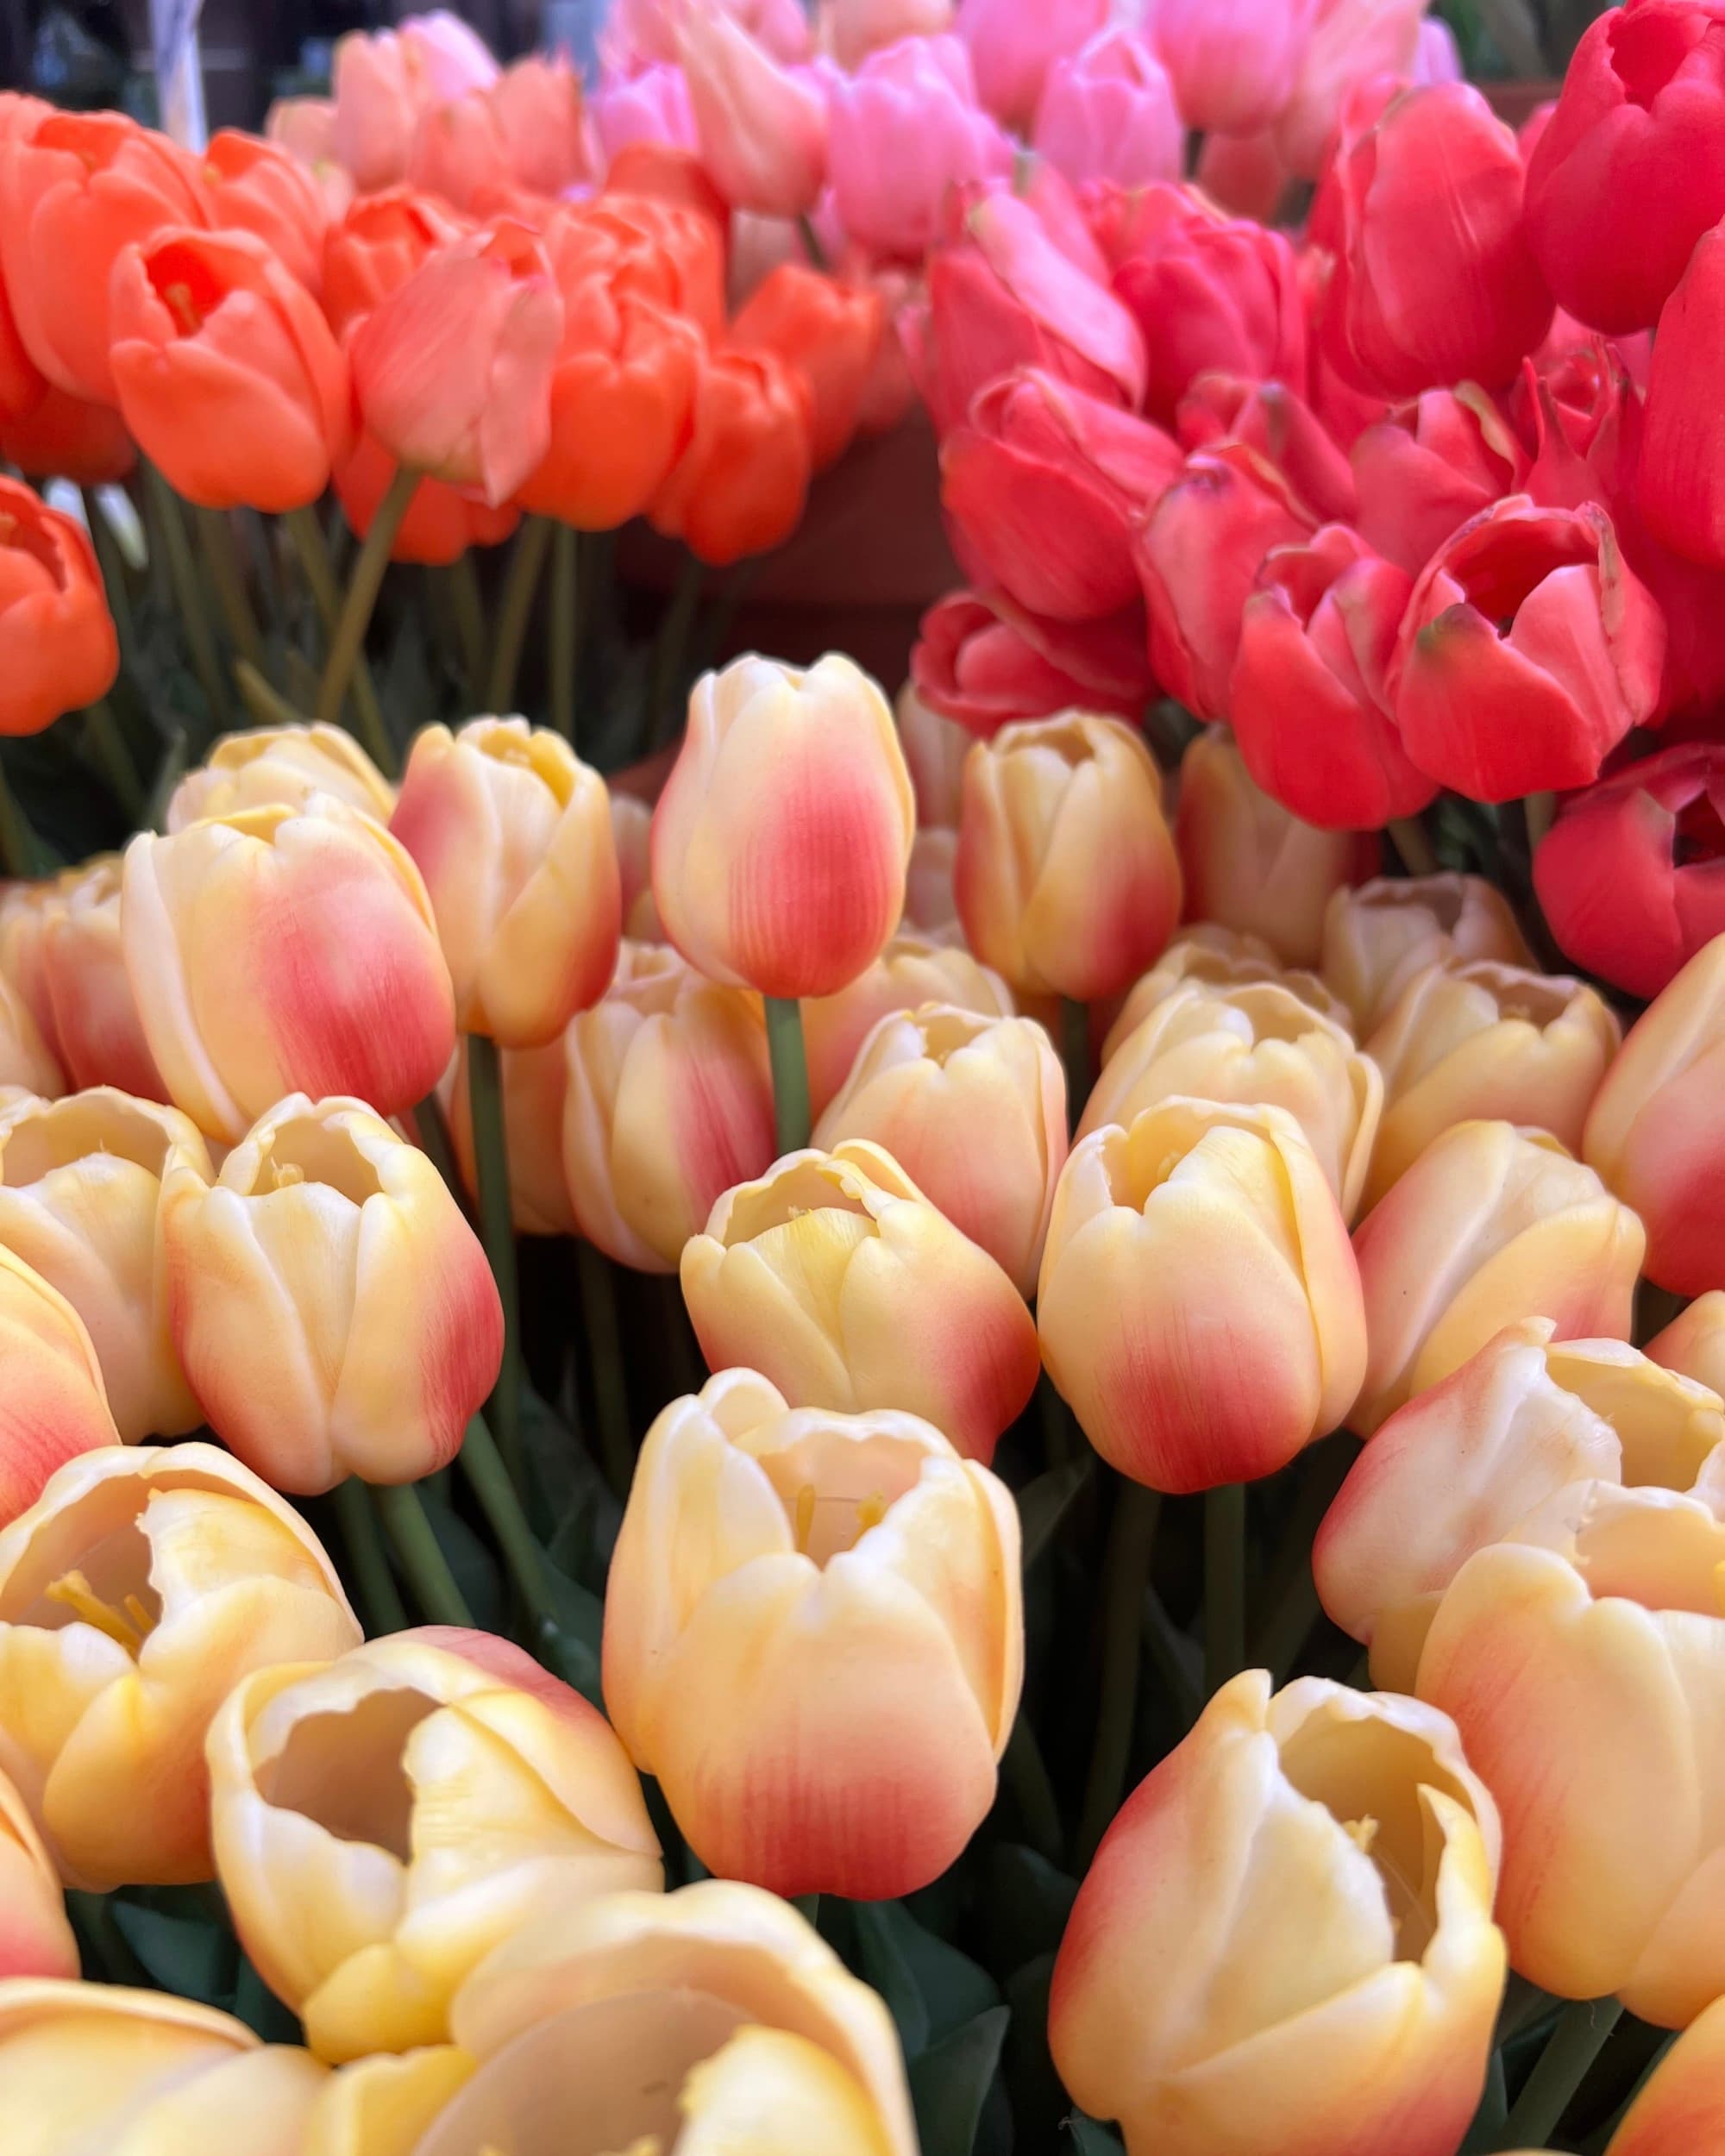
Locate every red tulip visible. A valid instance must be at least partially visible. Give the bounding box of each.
[201,129,329,298]
[1392,497,1665,802]
[1352,385,1525,573]
[1640,225,1725,567]
[0,475,119,736]
[649,346,813,566]
[1232,524,1434,831]
[1515,340,1638,515]
[1176,373,1357,525]
[911,589,1142,735]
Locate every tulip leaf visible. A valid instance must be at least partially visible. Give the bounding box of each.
[415,1487,506,1633]
[855,1900,1002,2064]
[1063,2115,1124,2154]
[110,1896,236,2010]
[231,1953,304,2046]
[531,1549,606,1708]
[975,1845,1077,1975]
[852,1902,930,2058]
[1017,1456,1094,1572]
[520,1384,622,1583]
[907,2004,1011,2156]
[1002,1952,1070,2152]
[1459,2051,1509,2154]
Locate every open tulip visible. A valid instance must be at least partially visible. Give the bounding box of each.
[0,1764,76,1977]
[604,1369,1021,1896]
[1352,1119,1646,1435]
[1050,1672,1505,2156]
[1649,1289,1725,1399]
[1104,925,1352,1062]
[0,1240,118,1529]
[122,796,456,1146]
[446,1034,576,1238]
[201,128,329,295]
[679,4,826,216]
[166,723,395,833]
[162,1094,502,1494]
[0,475,120,737]
[911,590,1144,734]
[800,928,1013,1117]
[682,1140,1040,1461]
[825,34,1011,263]
[649,346,813,565]
[209,1626,662,2062]
[0,1441,360,1885]
[1175,373,1358,526]
[1352,385,1526,574]
[1033,28,1182,190]
[1321,872,1534,1037]
[729,263,883,472]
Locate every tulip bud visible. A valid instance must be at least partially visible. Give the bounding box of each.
[729,262,884,474]
[390,718,621,1048]
[826,35,1012,260]
[166,723,395,833]
[0,474,120,737]
[202,128,329,297]
[0,1764,76,1977]
[0,1441,361,1885]
[1316,1319,1725,1691]
[682,1140,1040,1461]
[1034,28,1183,191]
[1050,1672,1505,2156]
[1584,934,1725,1295]
[1352,384,1526,575]
[679,6,827,216]
[17,856,164,1102]
[0,1240,120,1528]
[322,187,467,343]
[957,714,1181,1003]
[0,968,60,1099]
[604,1369,1021,1897]
[896,679,971,828]
[813,1006,1066,1294]
[0,1089,209,1445]
[563,941,776,1273]
[651,655,915,1000]
[447,1034,575,1238]
[1321,872,1535,1037]
[1082,981,1382,1219]
[1176,729,1375,969]
[649,347,815,567]
[122,797,456,1146]
[1103,924,1352,1063]
[162,1094,502,1494]
[209,1626,662,2062]
[801,928,1013,1116]
[1648,1289,1725,1400]
[1603,1990,1725,2156]
[1352,1120,1646,1436]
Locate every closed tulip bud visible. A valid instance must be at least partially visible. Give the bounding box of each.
[679,5,826,216]
[682,1140,1040,1461]
[652,655,914,1000]
[957,0,1108,130]
[122,796,456,1145]
[957,714,1181,1003]
[209,1626,662,2062]
[1176,730,1376,970]
[162,1094,502,1494]
[0,380,136,487]
[604,1369,1022,1896]
[1104,924,1352,1063]
[1648,1289,1725,1399]
[447,1034,575,1238]
[1604,1991,1725,2155]
[1317,1319,1725,1690]
[729,262,883,473]
[649,346,814,566]
[800,929,1013,1117]
[1352,1119,1646,1436]
[1034,29,1183,192]
[0,474,119,737]
[1321,872,1535,1037]
[896,680,970,829]
[1082,981,1382,1219]
[33,856,166,1101]
[0,1764,76,1977]
[201,128,329,296]
[0,968,60,1098]
[1050,1672,1505,2156]
[0,1241,118,1528]
[390,719,620,1048]
[0,1090,209,1445]
[0,1441,360,1884]
[166,723,395,834]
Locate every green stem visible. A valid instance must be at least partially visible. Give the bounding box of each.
[1002,1711,1064,1868]
[576,1239,635,1498]
[66,1890,154,1989]
[1205,1482,1247,1696]
[486,514,553,713]
[370,1481,472,1626]
[1077,1481,1161,1867]
[446,555,486,695]
[796,210,829,270]
[1498,1998,1624,2151]
[194,505,265,672]
[1060,999,1091,1133]
[1386,816,1437,878]
[764,997,812,1156]
[649,553,705,752]
[458,1414,560,1638]
[83,700,145,821]
[411,1087,467,1211]
[282,504,386,755]
[0,756,38,878]
[467,1032,523,1484]
[334,1477,407,1637]
[1524,790,1557,851]
[144,464,229,729]
[549,521,579,743]
[82,488,136,664]
[316,464,418,767]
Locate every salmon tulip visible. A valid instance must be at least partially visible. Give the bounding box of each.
[0,1762,76,1977]
[649,346,813,565]
[0,475,119,737]
[800,929,1013,1118]
[0,1240,119,1530]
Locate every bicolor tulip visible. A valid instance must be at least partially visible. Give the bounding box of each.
[166,723,395,833]
[1648,1289,1725,1400]
[0,1240,118,1528]
[1604,1990,1725,2155]
[649,346,813,565]
[28,856,164,1102]
[1103,924,1352,1063]
[0,1763,76,1977]
[1320,872,1534,1037]
[1352,385,1526,575]
[0,475,119,737]
[800,928,1013,1118]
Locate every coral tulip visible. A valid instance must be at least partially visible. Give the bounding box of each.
[166,723,395,833]
[321,187,466,343]
[1648,1289,1725,1399]
[825,34,1013,261]
[1143,0,1313,135]
[678,4,826,216]
[1034,29,1182,191]
[0,384,134,486]
[1278,0,1427,176]
[1320,872,1534,1037]
[0,475,119,737]
[649,345,812,564]
[956,0,1108,129]
[201,128,328,295]
[0,1240,118,1529]
[1352,385,1527,574]
[0,1763,76,1977]
[911,590,1143,734]
[729,263,883,472]
[334,426,520,567]
[1103,924,1352,1062]
[800,928,1013,1117]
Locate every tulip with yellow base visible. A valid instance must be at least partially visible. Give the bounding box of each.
[1649,1289,1725,1398]
[165,722,396,832]
[800,928,1013,1119]
[0,1241,122,1530]
[1102,924,1352,1063]
[1320,871,1534,1037]
[0,1762,76,1979]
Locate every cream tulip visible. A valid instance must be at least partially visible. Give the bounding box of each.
[1649,1289,1725,1398]
[0,1763,77,1978]
[166,722,395,833]
[0,1241,122,1529]
[901,826,960,937]
[1602,1991,1725,2155]
[608,788,660,939]
[1321,872,1535,1036]
[1102,924,1352,1064]
[800,928,1012,1118]
[0,966,60,1099]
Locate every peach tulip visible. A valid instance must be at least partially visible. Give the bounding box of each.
[121,797,456,1146]
[1103,924,1352,1061]
[896,678,971,828]
[33,856,166,1101]
[0,1441,360,1885]
[678,4,827,216]
[1038,1100,1366,1490]
[0,968,60,1099]
[604,1369,1021,1898]
[1050,1673,1505,2156]
[330,29,420,195]
[161,1094,502,1494]
[1605,1992,1725,2155]
[1351,1120,1646,1435]
[1649,1290,1725,1399]
[446,1034,576,1237]
[957,713,1182,1001]
[682,1141,1040,1461]
[823,0,955,69]
[0,1241,120,1528]
[608,791,657,939]
[801,929,1013,1118]
[208,1626,662,2063]
[903,828,961,937]
[1320,871,1534,1037]
[166,724,395,833]
[0,1762,76,1977]
[202,128,329,296]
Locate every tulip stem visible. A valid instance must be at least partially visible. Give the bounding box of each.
[317,463,419,766]
[446,555,487,696]
[194,505,266,673]
[1077,1480,1161,1868]
[0,756,39,878]
[1002,1711,1065,1868]
[765,997,812,1156]
[1499,1997,1624,2150]
[1386,816,1437,877]
[144,465,230,729]
[1060,999,1090,1131]
[458,1413,561,1639]
[82,488,137,666]
[549,521,580,743]
[334,1478,408,1637]
[576,1240,635,1497]
[411,1087,468,1215]
[282,504,387,753]
[467,1031,524,1486]
[1205,1482,1247,1695]
[649,554,706,750]
[487,514,554,714]
[372,1481,473,1627]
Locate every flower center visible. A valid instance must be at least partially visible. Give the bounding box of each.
[44,1568,154,1655]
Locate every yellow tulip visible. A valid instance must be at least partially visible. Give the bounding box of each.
[0,1241,121,1529]
[800,928,1012,1119]
[1648,1288,1725,1398]
[166,721,395,831]
[1320,871,1534,1037]
[1102,924,1352,1065]
[0,1762,77,1979]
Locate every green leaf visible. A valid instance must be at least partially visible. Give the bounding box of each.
[534,1547,605,1708]
[1063,2115,1125,2154]
[416,1487,505,1633]
[852,1902,930,2059]
[1459,2050,1509,2154]
[976,1845,1077,1974]
[858,1899,1001,2058]
[521,1384,621,1585]
[1018,1455,1094,1572]
[232,1955,304,2045]
[110,1898,236,2009]
[908,2004,1010,2156]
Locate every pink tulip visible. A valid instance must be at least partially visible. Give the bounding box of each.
[827,35,1013,262]
[1195,128,1294,222]
[1277,0,1427,177]
[1032,29,1183,192]
[595,63,699,159]
[330,31,419,194]
[821,0,955,71]
[1176,373,1357,524]
[491,55,601,199]
[398,10,499,102]
[608,0,811,69]
[1352,385,1526,573]
[913,590,1146,733]
[957,0,1109,129]
[1144,0,1318,135]
[679,5,827,216]
[405,92,508,213]
[1415,14,1464,83]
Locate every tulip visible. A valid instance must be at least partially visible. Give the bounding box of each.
[1030,28,1182,192]
[200,128,328,295]
[910,590,1143,734]
[0,966,60,1100]
[0,475,119,737]
[729,263,884,472]
[682,1140,1040,1460]
[1194,126,1292,222]
[956,0,1108,128]
[209,1626,661,2062]
[540,187,726,341]
[162,1094,502,1494]
[0,1089,208,1445]
[23,862,158,1103]
[267,92,346,200]
[957,713,1181,1004]
[490,53,599,200]
[1648,1289,1725,1399]
[1640,223,1725,566]
[334,426,521,568]
[800,928,1013,1117]
[1352,1119,1646,1435]
[595,62,699,161]
[445,1034,574,1238]
[1052,1671,1503,2156]
[904,829,961,937]
[1321,871,1534,1037]
[1104,924,1352,1062]
[604,1368,1022,1896]
[0,383,135,488]
[1392,497,1665,802]
[122,797,456,1146]
[651,655,914,1000]
[409,101,513,222]
[1176,373,1358,526]
[109,227,348,514]
[1320,85,1553,399]
[1232,524,1434,833]
[679,5,826,217]
[1176,729,1374,970]
[0,99,49,424]
[0,110,208,404]
[825,34,1013,263]
[166,722,395,833]
[1081,981,1382,1219]
[0,1239,118,1528]
[1603,1994,1725,2155]
[896,679,971,828]
[0,1441,360,1884]
[1352,385,1527,574]
[0,1764,76,1977]
[822,0,954,69]
[330,29,420,195]
[1142,0,1315,135]
[649,346,813,565]
[321,187,467,343]
[399,10,500,101]
[563,941,776,1272]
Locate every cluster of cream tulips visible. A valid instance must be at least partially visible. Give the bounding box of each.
[1,647,1724,2156]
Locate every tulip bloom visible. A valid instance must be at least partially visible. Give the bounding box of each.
[1104,924,1352,1062]
[1321,872,1534,1037]
[445,1035,574,1238]
[166,722,395,833]
[1392,498,1665,802]
[1176,373,1358,526]
[1352,1119,1646,1435]
[0,1240,118,1529]
[29,855,165,1102]
[1278,0,1427,176]
[1605,1995,1725,2156]
[800,929,1013,1117]
[729,264,883,473]
[1649,1289,1725,1400]
[824,0,954,69]
[201,128,329,295]
[321,188,467,343]
[682,1140,1039,1461]
[1352,385,1527,574]
[957,714,1181,1003]
[896,679,971,827]
[0,475,120,737]
[1032,28,1182,191]
[0,1441,360,1884]
[679,9,826,217]
[0,1764,76,1977]
[825,34,1012,262]
[957,0,1108,128]
[604,1369,1022,1896]
[163,1094,502,1494]
[334,425,521,567]
[122,797,456,1145]
[1640,226,1725,567]
[652,655,914,1000]
[911,590,1144,734]
[1051,1672,1504,2156]
[649,346,812,566]
[1143,0,1311,134]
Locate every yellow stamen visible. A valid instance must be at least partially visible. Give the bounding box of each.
[794,1482,817,1554]
[44,1570,148,1654]
[268,1160,306,1192]
[164,280,202,335]
[1344,1815,1380,1857]
[855,1490,888,1538]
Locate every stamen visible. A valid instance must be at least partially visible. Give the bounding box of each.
[44,1569,148,1654]
[164,280,203,335]
[794,1482,817,1554]
[856,1490,888,1538]
[1343,1815,1380,1857]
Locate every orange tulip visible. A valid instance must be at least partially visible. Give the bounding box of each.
[0,95,49,423]
[0,385,134,486]
[729,262,884,471]
[649,346,813,565]
[0,475,119,736]
[321,187,467,342]
[334,424,520,567]
[605,141,734,246]
[202,128,329,297]
[1322,871,1536,1037]
[0,1240,119,1528]
[563,191,726,341]
[801,928,1012,1117]
[492,53,600,198]
[1648,1289,1725,1399]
